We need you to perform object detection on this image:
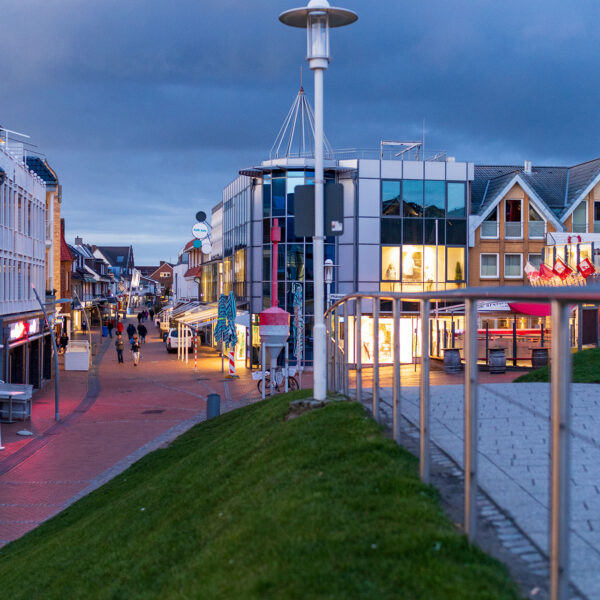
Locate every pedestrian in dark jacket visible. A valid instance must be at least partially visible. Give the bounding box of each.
[107,320,114,338]
[127,323,136,340]
[137,323,147,343]
[115,334,124,363]
[149,309,154,320]
[137,311,143,324]
[131,335,141,366]
[60,332,69,354]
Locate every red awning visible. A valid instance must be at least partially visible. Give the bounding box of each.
[508,302,551,317]
[184,266,202,278]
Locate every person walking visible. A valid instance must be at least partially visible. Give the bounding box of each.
[127,322,136,341]
[137,311,143,324]
[107,319,114,338]
[116,319,124,335]
[59,331,69,354]
[115,333,125,364]
[149,309,154,321]
[137,323,147,344]
[131,335,141,366]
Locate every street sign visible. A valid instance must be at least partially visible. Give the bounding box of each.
[201,238,212,254]
[294,183,344,237]
[192,222,210,240]
[193,239,202,249]
[328,293,346,302]
[196,211,207,222]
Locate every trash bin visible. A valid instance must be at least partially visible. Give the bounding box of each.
[443,348,461,374]
[102,325,108,337]
[489,348,506,374]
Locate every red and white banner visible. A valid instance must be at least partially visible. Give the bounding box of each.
[552,257,573,280]
[524,261,540,282]
[539,263,555,281]
[577,257,596,278]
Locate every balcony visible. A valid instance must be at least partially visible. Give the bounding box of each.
[572,223,587,234]
[505,222,522,238]
[528,221,545,239]
[481,221,498,238]
[594,222,600,234]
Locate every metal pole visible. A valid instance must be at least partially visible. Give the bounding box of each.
[392,298,401,444]
[334,309,340,393]
[512,318,517,367]
[356,298,362,403]
[32,285,60,421]
[577,304,583,352]
[285,343,289,393]
[485,322,489,365]
[261,344,266,400]
[464,298,478,542]
[194,327,198,372]
[420,299,430,483]
[550,300,572,600]
[372,298,379,422]
[541,323,545,348]
[343,301,349,397]
[312,65,326,402]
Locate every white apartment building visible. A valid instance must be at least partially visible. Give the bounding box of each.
[0,144,50,385]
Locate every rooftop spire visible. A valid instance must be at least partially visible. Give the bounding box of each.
[269,85,333,160]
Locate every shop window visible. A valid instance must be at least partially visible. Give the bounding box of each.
[480,253,498,278]
[504,253,522,278]
[402,180,423,218]
[572,202,587,233]
[423,245,446,291]
[447,247,465,282]
[381,247,401,281]
[381,218,402,244]
[424,181,445,218]
[287,245,304,281]
[272,178,285,216]
[382,181,401,216]
[447,182,466,217]
[262,182,271,217]
[402,245,423,284]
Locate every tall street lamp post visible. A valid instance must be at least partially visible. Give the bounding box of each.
[279,0,357,401]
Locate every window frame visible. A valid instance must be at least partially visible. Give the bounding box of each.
[572,201,588,233]
[480,253,499,279]
[505,198,523,239]
[481,207,499,239]
[504,253,523,279]
[527,253,543,270]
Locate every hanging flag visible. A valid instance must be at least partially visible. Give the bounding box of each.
[524,261,540,282]
[539,263,555,281]
[552,257,573,280]
[577,257,596,278]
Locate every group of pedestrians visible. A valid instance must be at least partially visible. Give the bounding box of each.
[115,319,148,366]
[137,309,154,324]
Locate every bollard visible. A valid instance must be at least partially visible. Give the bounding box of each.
[207,393,221,420]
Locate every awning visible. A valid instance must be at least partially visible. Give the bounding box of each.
[508,302,551,317]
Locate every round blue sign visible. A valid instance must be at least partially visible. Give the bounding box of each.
[193,239,202,249]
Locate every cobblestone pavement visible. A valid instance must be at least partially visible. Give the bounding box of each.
[373,383,600,599]
[0,318,262,548]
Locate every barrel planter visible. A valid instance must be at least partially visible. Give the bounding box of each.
[488,348,506,374]
[531,348,549,369]
[443,348,462,374]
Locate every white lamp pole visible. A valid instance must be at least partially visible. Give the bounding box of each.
[280,0,357,401]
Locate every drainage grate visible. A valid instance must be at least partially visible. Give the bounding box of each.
[142,409,165,414]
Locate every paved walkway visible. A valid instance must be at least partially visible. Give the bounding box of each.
[372,383,600,600]
[0,318,260,547]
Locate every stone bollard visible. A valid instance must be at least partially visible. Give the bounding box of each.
[207,393,221,420]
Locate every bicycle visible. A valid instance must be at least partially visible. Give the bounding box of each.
[253,366,299,396]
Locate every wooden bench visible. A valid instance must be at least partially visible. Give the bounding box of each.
[0,384,34,422]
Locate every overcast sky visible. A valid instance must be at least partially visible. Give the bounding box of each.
[2,0,600,264]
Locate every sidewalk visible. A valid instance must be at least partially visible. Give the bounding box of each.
[0,318,260,547]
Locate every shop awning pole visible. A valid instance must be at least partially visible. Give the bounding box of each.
[32,285,60,422]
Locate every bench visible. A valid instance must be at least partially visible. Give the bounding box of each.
[0,384,34,422]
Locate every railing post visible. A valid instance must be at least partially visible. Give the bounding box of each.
[393,297,401,444]
[356,298,362,403]
[333,308,340,393]
[343,301,349,397]
[372,297,380,422]
[512,318,517,366]
[420,299,430,483]
[550,300,572,600]
[326,313,332,392]
[464,298,478,542]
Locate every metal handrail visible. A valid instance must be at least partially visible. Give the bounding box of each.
[324,284,600,600]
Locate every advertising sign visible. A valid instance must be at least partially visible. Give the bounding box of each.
[192,222,210,240]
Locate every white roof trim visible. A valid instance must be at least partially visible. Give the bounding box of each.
[470,174,563,243]
[560,171,600,222]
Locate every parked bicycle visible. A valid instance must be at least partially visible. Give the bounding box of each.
[253,366,299,396]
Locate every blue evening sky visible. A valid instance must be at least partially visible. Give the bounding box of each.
[1,0,599,263]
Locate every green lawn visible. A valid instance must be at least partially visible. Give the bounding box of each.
[0,392,521,599]
[515,346,600,383]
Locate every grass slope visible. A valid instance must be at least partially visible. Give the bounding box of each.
[0,392,520,599]
[515,346,600,383]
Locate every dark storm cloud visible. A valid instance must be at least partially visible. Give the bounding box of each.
[2,0,600,262]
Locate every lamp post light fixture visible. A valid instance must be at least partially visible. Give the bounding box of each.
[279,0,357,402]
[324,258,334,307]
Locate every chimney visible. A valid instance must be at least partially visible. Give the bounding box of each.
[524,160,532,174]
[75,236,83,245]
